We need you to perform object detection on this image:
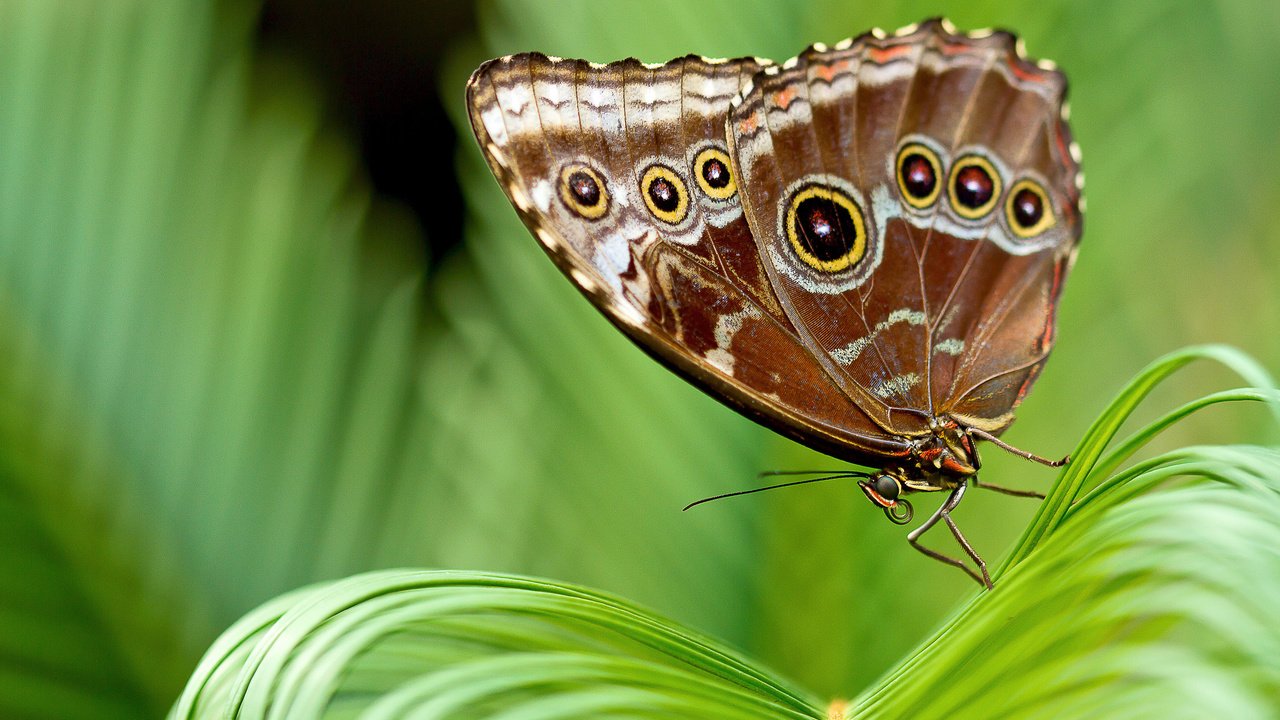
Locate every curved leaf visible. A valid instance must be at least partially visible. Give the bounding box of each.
[174,349,1280,717]
[171,571,821,719]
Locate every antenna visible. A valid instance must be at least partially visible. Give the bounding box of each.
[682,471,870,511]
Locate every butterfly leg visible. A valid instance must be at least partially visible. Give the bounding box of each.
[973,478,1045,499]
[906,483,992,588]
[943,513,992,588]
[968,428,1069,467]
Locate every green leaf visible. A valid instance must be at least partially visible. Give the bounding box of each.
[173,348,1280,717]
[0,0,428,714]
[172,571,820,719]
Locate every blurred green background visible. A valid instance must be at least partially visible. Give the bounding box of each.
[2,0,1278,717]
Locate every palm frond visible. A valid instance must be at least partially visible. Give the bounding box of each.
[172,346,1280,717]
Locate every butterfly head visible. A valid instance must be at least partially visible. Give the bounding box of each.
[859,472,913,525]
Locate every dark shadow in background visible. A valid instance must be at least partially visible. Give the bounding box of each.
[257,1,476,264]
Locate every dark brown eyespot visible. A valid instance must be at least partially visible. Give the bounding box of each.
[1012,188,1042,226]
[1005,179,1056,237]
[693,147,736,201]
[640,164,689,224]
[902,156,936,196]
[784,183,867,273]
[558,163,609,220]
[649,176,679,211]
[703,159,729,187]
[955,167,993,206]
[895,142,942,209]
[948,155,1002,219]
[569,172,599,205]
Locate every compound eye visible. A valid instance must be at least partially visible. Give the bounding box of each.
[558,163,609,220]
[859,474,911,523]
[896,142,942,209]
[1006,179,1056,237]
[873,475,900,502]
[948,154,1002,219]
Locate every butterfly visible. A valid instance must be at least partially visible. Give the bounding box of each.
[466,18,1083,588]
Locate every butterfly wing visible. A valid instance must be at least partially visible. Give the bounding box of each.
[467,53,912,463]
[727,20,1082,439]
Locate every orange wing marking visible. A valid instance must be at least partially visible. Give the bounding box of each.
[813,60,849,83]
[772,86,797,110]
[868,44,914,64]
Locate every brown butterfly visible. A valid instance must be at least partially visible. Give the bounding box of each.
[466,19,1083,588]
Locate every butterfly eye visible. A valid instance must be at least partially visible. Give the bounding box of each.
[858,474,901,507]
[558,163,610,220]
[785,183,868,273]
[693,147,737,201]
[873,475,900,501]
[640,164,691,225]
[1005,179,1056,237]
[895,142,942,209]
[948,154,1002,220]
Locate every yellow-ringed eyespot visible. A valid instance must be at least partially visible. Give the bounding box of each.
[948,154,1002,220]
[1005,179,1056,237]
[558,163,609,220]
[785,183,867,273]
[895,142,942,209]
[692,147,736,201]
[640,163,690,224]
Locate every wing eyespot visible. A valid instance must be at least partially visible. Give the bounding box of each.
[948,154,1002,220]
[896,142,942,210]
[784,183,868,273]
[692,147,737,201]
[640,163,690,224]
[1005,179,1056,237]
[558,163,610,220]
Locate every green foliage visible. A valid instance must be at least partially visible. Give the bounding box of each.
[1,0,1279,717]
[0,0,427,714]
[171,346,1280,717]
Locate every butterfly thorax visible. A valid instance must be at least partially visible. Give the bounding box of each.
[905,417,980,488]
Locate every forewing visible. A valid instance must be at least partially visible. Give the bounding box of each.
[467,53,910,463]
